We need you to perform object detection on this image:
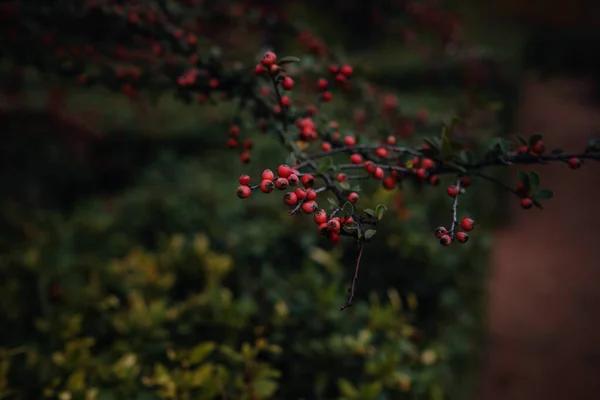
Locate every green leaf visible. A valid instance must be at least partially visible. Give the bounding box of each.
[532,199,544,209]
[534,189,553,200]
[254,379,278,397]
[189,342,216,365]
[516,135,528,145]
[586,138,600,152]
[327,197,337,207]
[529,171,540,190]
[364,209,377,218]
[338,378,360,398]
[375,204,387,220]
[423,137,441,151]
[316,157,333,173]
[493,138,510,154]
[528,133,543,146]
[364,229,377,239]
[444,161,467,173]
[517,170,530,190]
[342,222,359,233]
[285,152,296,165]
[342,202,354,220]
[339,181,350,190]
[460,149,474,165]
[277,56,300,66]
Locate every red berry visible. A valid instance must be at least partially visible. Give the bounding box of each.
[295,188,307,200]
[460,176,472,187]
[270,64,281,75]
[328,232,341,245]
[383,176,395,190]
[446,186,459,197]
[301,174,315,187]
[429,175,440,186]
[262,169,275,181]
[283,192,297,206]
[521,197,533,209]
[439,235,452,246]
[434,227,447,239]
[301,201,317,214]
[516,183,528,196]
[363,161,376,174]
[242,139,253,150]
[337,173,348,182]
[239,174,251,185]
[314,209,327,224]
[321,91,333,102]
[318,222,329,234]
[421,158,435,170]
[386,135,396,145]
[327,65,339,74]
[456,232,469,244]
[416,168,428,180]
[335,73,347,85]
[340,64,353,77]
[240,152,251,164]
[343,136,356,146]
[350,153,363,164]
[342,216,354,224]
[376,147,388,158]
[236,185,251,199]
[461,218,475,231]
[287,174,299,186]
[261,51,276,66]
[280,96,292,107]
[321,142,332,151]
[348,192,359,204]
[260,180,274,193]
[373,167,384,180]
[568,157,582,169]
[328,219,341,232]
[306,189,317,200]
[275,178,289,190]
[317,78,328,90]
[227,138,238,148]
[531,140,545,154]
[277,164,292,178]
[281,76,294,90]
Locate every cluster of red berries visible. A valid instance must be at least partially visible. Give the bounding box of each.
[227,125,253,164]
[434,218,475,246]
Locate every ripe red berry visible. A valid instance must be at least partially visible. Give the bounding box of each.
[236,185,251,199]
[376,147,388,158]
[328,232,341,245]
[287,174,299,186]
[340,64,353,77]
[283,192,298,206]
[516,183,528,196]
[335,73,347,85]
[261,51,276,66]
[321,91,333,102]
[363,161,376,174]
[434,227,447,239]
[262,169,275,181]
[461,218,475,231]
[260,180,274,193]
[350,153,363,164]
[281,76,294,90]
[343,136,356,146]
[531,140,545,154]
[386,135,396,145]
[439,235,452,246]
[568,157,582,169]
[277,164,292,178]
[429,175,440,186]
[328,65,339,74]
[521,197,533,209]
[383,176,396,190]
[240,152,251,164]
[301,174,315,187]
[321,142,332,151]
[421,158,435,170]
[337,173,348,182]
[295,188,307,200]
[416,168,428,180]
[301,201,317,214]
[227,138,238,148]
[313,209,327,224]
[446,186,459,197]
[460,176,472,187]
[317,78,328,90]
[342,216,354,224]
[373,167,384,180]
[280,96,292,107]
[318,222,329,234]
[275,178,289,190]
[306,189,317,200]
[456,232,469,244]
[348,192,359,204]
[239,174,251,185]
[242,139,253,150]
[328,219,341,232]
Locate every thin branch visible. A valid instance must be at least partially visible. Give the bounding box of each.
[340,240,365,311]
[448,177,462,237]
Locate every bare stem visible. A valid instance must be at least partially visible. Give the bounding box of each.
[340,241,365,311]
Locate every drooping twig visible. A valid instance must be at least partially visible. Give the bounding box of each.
[340,240,365,311]
[448,177,462,237]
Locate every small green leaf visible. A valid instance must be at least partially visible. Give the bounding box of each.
[364,229,377,239]
[516,135,528,145]
[338,379,360,397]
[375,204,387,220]
[316,157,333,173]
[460,149,474,165]
[517,170,530,190]
[351,185,362,192]
[342,202,354,220]
[444,161,467,173]
[423,137,441,151]
[364,209,377,218]
[529,171,540,190]
[327,197,337,207]
[339,181,350,190]
[277,56,301,66]
[342,221,359,233]
[534,189,553,200]
[528,134,543,146]
[494,138,510,154]
[532,199,544,209]
[189,342,216,365]
[285,152,296,165]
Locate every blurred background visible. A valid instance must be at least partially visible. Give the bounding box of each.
[1,1,600,399]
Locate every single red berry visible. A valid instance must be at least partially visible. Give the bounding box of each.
[239,174,251,185]
[416,168,428,180]
[439,234,452,246]
[373,167,384,180]
[283,192,298,206]
[461,218,475,231]
[277,164,292,178]
[262,169,275,181]
[335,73,347,85]
[280,96,292,107]
[314,209,327,224]
[243,139,253,150]
[518,145,528,153]
[295,188,307,200]
[343,136,356,146]
[531,140,545,154]
[306,189,317,201]
[255,64,266,76]
[383,176,396,190]
[348,192,359,204]
[521,197,533,209]
[321,142,332,151]
[350,153,363,164]
[363,161,376,174]
[337,173,348,182]
[227,138,238,148]
[376,147,388,158]
[317,78,328,90]
[422,158,435,170]
[301,174,315,187]
[318,222,329,234]
[301,201,317,214]
[275,178,289,190]
[236,185,251,199]
[261,51,276,66]
[321,91,333,102]
[328,232,341,245]
[340,64,353,77]
[209,78,219,88]
[288,174,299,186]
[327,65,339,74]
[429,175,440,186]
[240,152,251,164]
[460,176,472,187]
[342,216,354,224]
[456,232,469,244]
[516,183,528,196]
[270,64,281,75]
[434,227,447,239]
[568,157,582,169]
[446,186,459,197]
[332,132,341,142]
[260,180,274,193]
[281,76,294,90]
[328,219,341,232]
[386,135,396,145]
